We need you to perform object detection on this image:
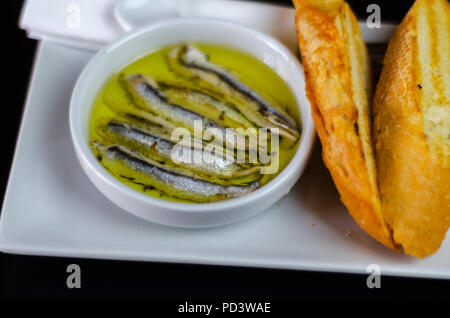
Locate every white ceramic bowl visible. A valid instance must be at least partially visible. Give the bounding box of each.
[70,18,315,228]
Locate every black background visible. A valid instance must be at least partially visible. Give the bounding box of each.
[1,0,449,301]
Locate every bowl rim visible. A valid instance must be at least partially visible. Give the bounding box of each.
[69,17,315,213]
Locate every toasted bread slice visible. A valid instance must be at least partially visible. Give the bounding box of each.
[373,0,450,257]
[293,0,397,249]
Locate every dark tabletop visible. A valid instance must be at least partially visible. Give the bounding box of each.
[2,0,449,301]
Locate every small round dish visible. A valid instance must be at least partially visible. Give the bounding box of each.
[69,18,315,228]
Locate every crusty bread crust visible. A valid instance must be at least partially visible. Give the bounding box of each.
[293,0,397,250]
[373,0,450,257]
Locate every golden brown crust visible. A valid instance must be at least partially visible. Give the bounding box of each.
[293,0,397,250]
[373,0,450,257]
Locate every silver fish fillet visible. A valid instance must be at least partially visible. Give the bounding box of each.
[92,142,260,202]
[158,82,256,131]
[167,44,300,142]
[98,120,261,179]
[121,73,253,151]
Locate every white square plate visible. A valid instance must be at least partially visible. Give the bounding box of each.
[1,36,449,279]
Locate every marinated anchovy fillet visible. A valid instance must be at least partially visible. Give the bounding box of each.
[92,142,260,202]
[97,120,261,180]
[121,74,251,150]
[167,44,300,142]
[121,74,207,130]
[158,82,256,131]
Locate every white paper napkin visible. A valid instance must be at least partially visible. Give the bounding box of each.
[20,0,124,50]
